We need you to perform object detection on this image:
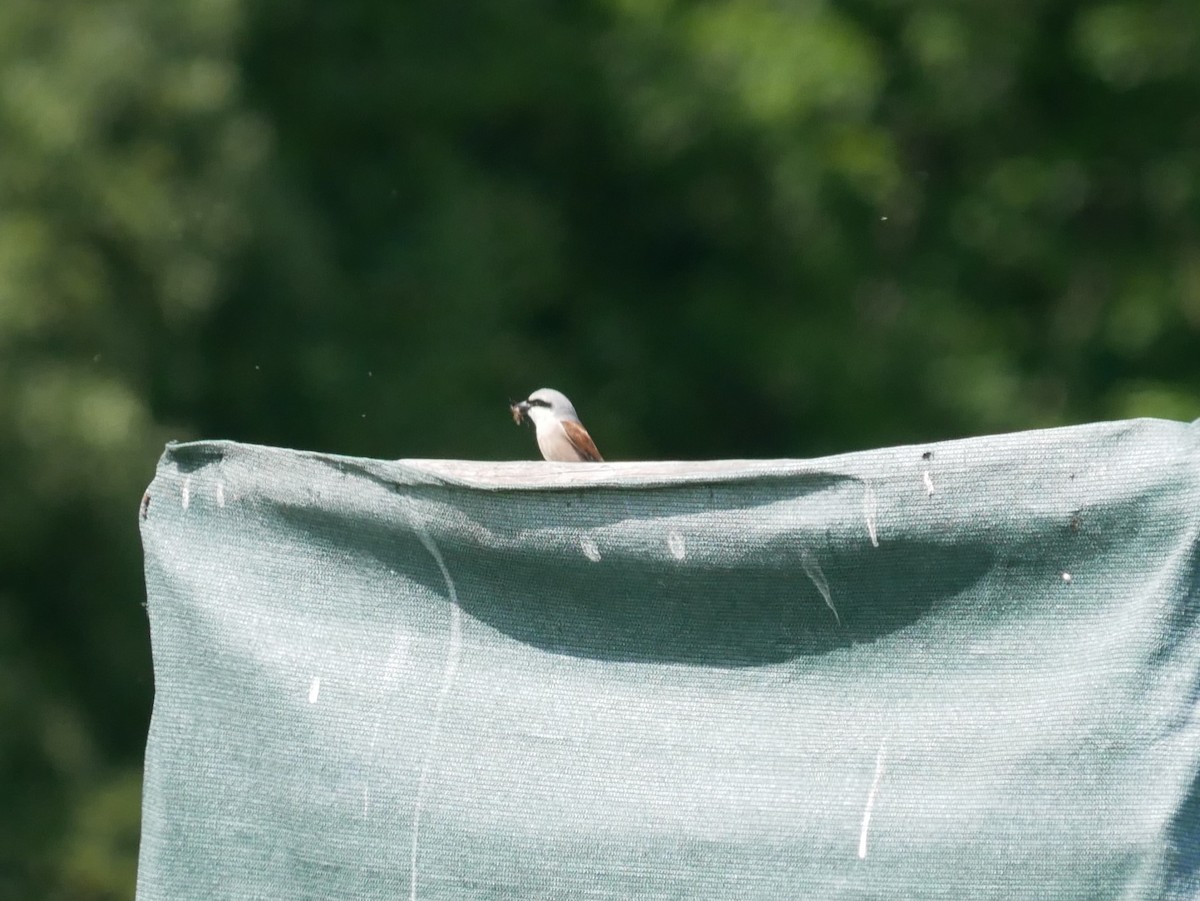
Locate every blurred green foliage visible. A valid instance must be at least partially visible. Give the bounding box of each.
[1,0,1197,896]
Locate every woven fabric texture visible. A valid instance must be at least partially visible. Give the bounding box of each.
[137,418,1200,899]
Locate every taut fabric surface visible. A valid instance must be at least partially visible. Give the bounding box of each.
[137,419,1200,899]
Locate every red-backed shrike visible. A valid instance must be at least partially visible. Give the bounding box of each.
[510,388,603,462]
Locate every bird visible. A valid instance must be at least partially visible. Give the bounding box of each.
[510,388,604,462]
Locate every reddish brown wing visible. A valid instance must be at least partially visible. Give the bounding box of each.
[561,420,604,462]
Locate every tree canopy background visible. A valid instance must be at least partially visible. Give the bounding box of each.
[1,0,1197,896]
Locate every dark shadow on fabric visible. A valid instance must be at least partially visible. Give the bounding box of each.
[449,539,993,665]
[166,442,229,473]
[268,484,994,666]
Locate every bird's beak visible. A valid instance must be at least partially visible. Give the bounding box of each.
[510,400,531,425]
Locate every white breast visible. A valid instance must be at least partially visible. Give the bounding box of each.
[535,420,587,462]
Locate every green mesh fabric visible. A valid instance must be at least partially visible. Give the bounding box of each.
[137,418,1200,899]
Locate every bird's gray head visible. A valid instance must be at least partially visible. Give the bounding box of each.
[512,387,579,425]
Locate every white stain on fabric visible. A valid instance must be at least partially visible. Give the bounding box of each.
[922,470,936,496]
[858,739,888,859]
[308,677,321,704]
[215,481,226,508]
[181,476,191,510]
[667,531,686,561]
[1061,571,1072,583]
[863,483,879,548]
[801,549,840,625]
[580,535,602,563]
[405,506,465,901]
